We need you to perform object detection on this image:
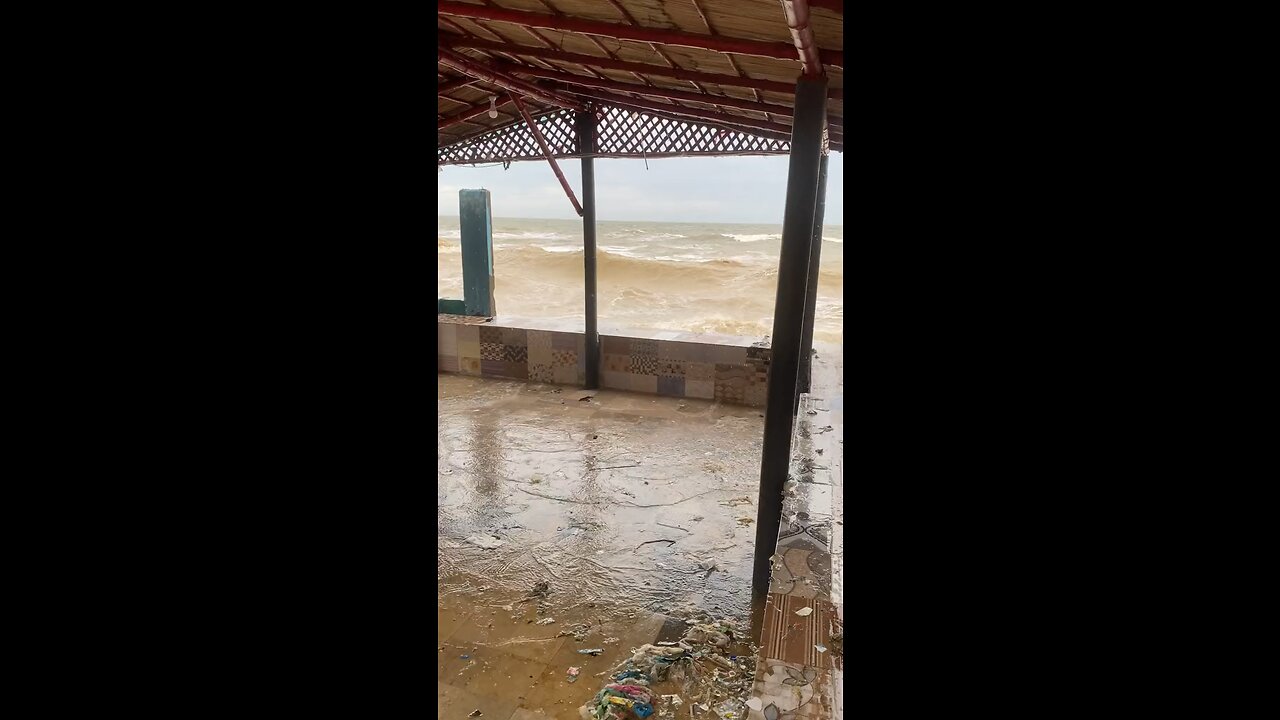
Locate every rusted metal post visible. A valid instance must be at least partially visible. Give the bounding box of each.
[512,94,584,216]
[796,151,829,400]
[577,109,600,389]
[751,74,828,644]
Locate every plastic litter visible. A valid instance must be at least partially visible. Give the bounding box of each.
[578,648,604,655]
[794,607,813,616]
[535,617,556,625]
[567,666,581,683]
[468,711,482,718]
[815,644,827,653]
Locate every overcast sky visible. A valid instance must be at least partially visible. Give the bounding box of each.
[438,152,843,225]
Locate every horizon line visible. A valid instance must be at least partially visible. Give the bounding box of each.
[437,214,844,227]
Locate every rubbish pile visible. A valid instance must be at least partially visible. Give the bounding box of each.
[577,619,755,719]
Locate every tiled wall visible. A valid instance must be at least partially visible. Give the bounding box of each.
[438,319,772,407]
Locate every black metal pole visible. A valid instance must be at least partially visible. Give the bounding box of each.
[751,75,828,644]
[578,110,600,389]
[796,151,830,402]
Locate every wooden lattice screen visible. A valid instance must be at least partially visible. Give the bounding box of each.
[438,106,791,166]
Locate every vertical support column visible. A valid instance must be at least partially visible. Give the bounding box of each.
[458,189,497,317]
[577,110,600,389]
[751,75,828,644]
[796,151,830,401]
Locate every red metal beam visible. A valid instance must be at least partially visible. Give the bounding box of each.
[438,47,587,112]
[780,0,823,77]
[498,61,794,117]
[441,36,843,101]
[436,1,843,68]
[511,94,583,217]
[438,76,481,96]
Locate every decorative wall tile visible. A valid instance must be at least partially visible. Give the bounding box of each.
[601,335,630,355]
[439,321,771,408]
[686,379,715,399]
[629,373,658,394]
[657,375,685,396]
[500,327,528,347]
[457,325,481,359]
[657,359,685,377]
[529,362,553,383]
[629,354,658,376]
[715,364,747,404]
[630,339,658,357]
[438,324,458,357]
[686,361,715,381]
[657,341,692,361]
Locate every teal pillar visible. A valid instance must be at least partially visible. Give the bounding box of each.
[459,189,497,317]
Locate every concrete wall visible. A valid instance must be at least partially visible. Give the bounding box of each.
[438,316,772,407]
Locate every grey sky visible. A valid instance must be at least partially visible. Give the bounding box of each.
[438,153,843,225]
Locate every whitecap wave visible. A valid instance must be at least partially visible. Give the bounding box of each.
[723,233,781,243]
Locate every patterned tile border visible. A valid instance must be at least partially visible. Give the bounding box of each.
[437,317,770,407]
[748,392,843,719]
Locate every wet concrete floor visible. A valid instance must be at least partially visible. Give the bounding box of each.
[438,376,768,719]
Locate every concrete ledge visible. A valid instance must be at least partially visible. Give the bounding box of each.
[438,315,772,407]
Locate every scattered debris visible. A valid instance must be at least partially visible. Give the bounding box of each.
[815,644,827,653]
[468,710,482,717]
[577,648,604,656]
[566,666,581,683]
[794,607,813,617]
[656,521,689,532]
[635,538,677,551]
[816,425,834,434]
[460,654,470,659]
[736,517,753,525]
[806,409,818,415]
[465,535,503,549]
[535,617,556,625]
[527,581,550,598]
[579,395,594,402]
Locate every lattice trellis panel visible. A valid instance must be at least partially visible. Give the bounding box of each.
[438,106,791,166]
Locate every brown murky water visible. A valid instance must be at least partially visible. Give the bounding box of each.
[438,375,767,718]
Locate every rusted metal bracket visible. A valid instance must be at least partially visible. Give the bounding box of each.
[511,94,583,217]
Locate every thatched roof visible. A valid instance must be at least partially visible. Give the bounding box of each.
[438,0,844,162]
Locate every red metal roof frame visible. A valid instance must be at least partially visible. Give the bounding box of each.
[438,0,844,160]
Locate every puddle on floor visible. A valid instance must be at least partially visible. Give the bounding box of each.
[439,375,766,718]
